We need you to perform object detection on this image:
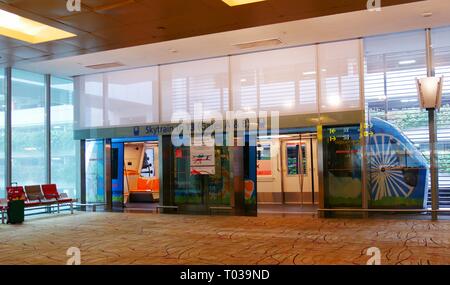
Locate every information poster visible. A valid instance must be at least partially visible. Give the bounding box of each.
[190,146,216,175]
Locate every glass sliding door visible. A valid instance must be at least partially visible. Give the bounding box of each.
[86,140,105,203]
[323,125,362,208]
[51,76,79,199]
[11,69,46,186]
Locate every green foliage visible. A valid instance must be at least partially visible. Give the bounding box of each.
[326,196,362,208]
[369,197,423,208]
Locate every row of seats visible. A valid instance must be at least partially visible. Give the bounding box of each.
[6,184,75,212]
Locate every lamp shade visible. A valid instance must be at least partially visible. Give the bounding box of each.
[416,76,444,110]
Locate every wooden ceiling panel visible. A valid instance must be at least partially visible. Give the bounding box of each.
[58,11,125,33]
[61,34,110,49]
[1,0,78,19]
[0,0,425,67]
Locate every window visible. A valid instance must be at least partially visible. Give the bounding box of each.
[76,67,159,129]
[364,30,430,208]
[76,73,103,129]
[318,40,361,112]
[86,140,104,203]
[51,76,79,199]
[11,69,46,186]
[286,143,307,176]
[432,26,450,193]
[0,69,5,197]
[231,45,317,114]
[160,57,229,122]
[365,30,428,146]
[106,67,159,126]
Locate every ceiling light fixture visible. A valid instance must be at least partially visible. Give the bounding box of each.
[399,60,417,65]
[233,38,282,50]
[222,0,266,6]
[85,62,125,70]
[0,8,76,44]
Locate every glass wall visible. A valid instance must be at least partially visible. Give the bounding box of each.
[432,26,450,208]
[11,69,46,186]
[364,30,430,209]
[160,58,229,123]
[0,69,5,197]
[85,140,105,203]
[319,40,361,112]
[51,76,79,199]
[231,45,317,114]
[75,67,159,129]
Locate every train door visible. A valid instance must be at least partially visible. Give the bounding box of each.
[123,141,160,207]
[280,135,319,205]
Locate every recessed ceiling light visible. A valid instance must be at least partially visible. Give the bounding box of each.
[233,38,282,50]
[222,0,267,7]
[399,60,416,65]
[0,9,76,44]
[85,62,125,69]
[303,71,316,76]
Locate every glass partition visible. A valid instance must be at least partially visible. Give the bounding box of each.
[323,125,362,208]
[432,26,450,209]
[173,145,237,207]
[318,40,361,112]
[51,76,79,199]
[11,69,46,186]
[86,140,105,203]
[160,57,229,123]
[364,30,430,209]
[231,45,317,114]
[0,69,5,197]
[75,66,159,129]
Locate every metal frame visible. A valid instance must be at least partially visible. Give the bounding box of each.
[104,139,112,211]
[5,67,12,188]
[358,38,369,216]
[425,28,440,220]
[45,74,51,184]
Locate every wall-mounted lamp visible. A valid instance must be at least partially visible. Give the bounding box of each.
[416,76,444,110]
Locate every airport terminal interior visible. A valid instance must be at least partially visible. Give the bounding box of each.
[0,0,450,265]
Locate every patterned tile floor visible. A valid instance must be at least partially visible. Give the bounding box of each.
[0,212,449,265]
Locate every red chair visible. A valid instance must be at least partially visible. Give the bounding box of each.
[41,184,74,213]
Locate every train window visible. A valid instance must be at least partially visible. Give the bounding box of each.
[286,143,307,176]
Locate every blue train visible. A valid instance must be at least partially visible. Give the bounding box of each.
[368,117,429,209]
